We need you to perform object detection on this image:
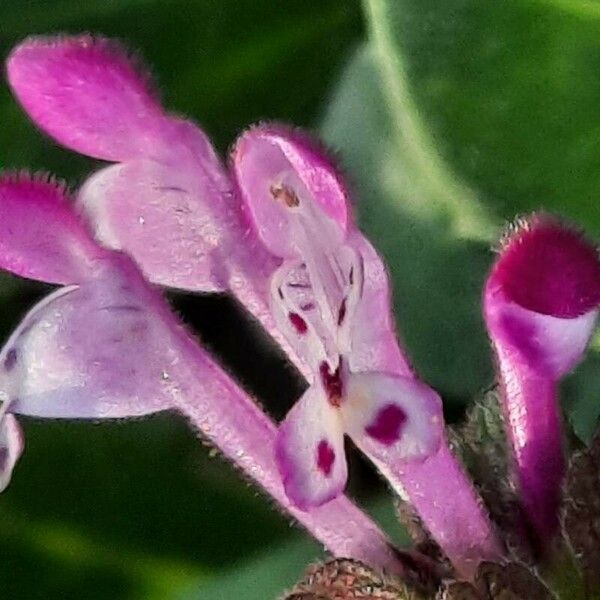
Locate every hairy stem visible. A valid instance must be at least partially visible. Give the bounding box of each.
[369,441,505,579]
[160,310,402,573]
[495,345,565,545]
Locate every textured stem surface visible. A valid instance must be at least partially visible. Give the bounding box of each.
[369,442,504,579]
[495,344,564,543]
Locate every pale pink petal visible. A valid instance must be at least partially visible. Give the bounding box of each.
[232,123,350,257]
[79,146,232,292]
[342,372,442,463]
[0,173,103,284]
[275,385,347,510]
[0,414,24,492]
[487,297,598,379]
[0,257,173,419]
[347,231,413,377]
[7,35,165,161]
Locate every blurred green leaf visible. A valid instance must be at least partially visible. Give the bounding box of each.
[321,0,600,418]
[321,45,495,402]
[183,497,409,600]
[185,537,318,600]
[360,0,600,234]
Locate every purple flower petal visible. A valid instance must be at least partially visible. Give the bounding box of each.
[486,217,600,378]
[275,385,347,510]
[346,231,413,377]
[232,123,349,257]
[79,136,233,292]
[492,217,600,318]
[7,35,165,161]
[1,258,174,419]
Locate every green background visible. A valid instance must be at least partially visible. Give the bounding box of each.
[0,1,599,598]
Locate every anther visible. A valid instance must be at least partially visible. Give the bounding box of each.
[320,361,343,407]
[270,184,300,208]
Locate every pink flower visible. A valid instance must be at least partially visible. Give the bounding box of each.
[484,216,600,544]
[231,126,443,509]
[5,34,503,578]
[6,35,446,509]
[7,35,292,364]
[0,173,400,572]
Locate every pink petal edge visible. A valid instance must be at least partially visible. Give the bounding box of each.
[0,414,24,492]
[0,173,103,284]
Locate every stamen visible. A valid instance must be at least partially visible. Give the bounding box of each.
[270,183,299,208]
[336,248,364,354]
[320,361,343,407]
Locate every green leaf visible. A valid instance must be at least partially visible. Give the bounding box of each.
[321,46,495,402]
[321,0,600,413]
[361,0,600,235]
[184,537,319,600]
[182,497,409,600]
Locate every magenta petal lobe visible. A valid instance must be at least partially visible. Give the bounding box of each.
[0,173,102,284]
[486,217,600,378]
[493,217,600,318]
[79,157,231,292]
[232,123,350,257]
[0,258,174,419]
[7,35,165,161]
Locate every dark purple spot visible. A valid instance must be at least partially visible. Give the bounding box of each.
[337,297,347,326]
[365,404,407,446]
[4,349,18,372]
[316,439,335,476]
[494,218,600,318]
[289,312,308,334]
[349,266,354,285]
[320,361,343,407]
[300,302,315,311]
[278,287,284,300]
[0,447,8,469]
